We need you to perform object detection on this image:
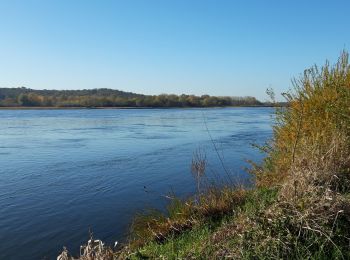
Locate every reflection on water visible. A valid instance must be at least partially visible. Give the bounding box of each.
[0,107,273,260]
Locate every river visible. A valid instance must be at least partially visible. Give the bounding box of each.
[0,107,273,259]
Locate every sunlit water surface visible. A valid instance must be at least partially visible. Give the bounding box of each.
[0,108,273,259]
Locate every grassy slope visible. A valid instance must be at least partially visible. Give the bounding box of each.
[120,52,350,259]
[58,51,350,259]
[130,188,278,259]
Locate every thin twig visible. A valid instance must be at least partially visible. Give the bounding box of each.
[202,112,233,183]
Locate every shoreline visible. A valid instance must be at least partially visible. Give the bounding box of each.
[0,105,276,110]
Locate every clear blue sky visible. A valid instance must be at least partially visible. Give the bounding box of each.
[0,0,349,100]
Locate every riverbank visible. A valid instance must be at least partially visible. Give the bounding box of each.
[59,52,350,259]
[119,52,350,259]
[0,88,264,108]
[0,105,276,110]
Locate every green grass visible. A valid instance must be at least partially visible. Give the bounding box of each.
[132,224,212,259]
[127,187,279,259]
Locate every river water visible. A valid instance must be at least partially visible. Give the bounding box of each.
[0,107,273,259]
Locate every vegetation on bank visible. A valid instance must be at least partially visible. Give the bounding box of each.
[58,51,350,259]
[0,87,262,108]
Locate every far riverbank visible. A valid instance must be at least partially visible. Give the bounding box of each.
[0,105,279,110]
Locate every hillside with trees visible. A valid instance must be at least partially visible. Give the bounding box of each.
[0,87,262,108]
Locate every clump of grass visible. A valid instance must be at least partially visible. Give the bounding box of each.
[212,138,350,259]
[258,51,350,187]
[191,148,207,195]
[57,232,114,260]
[127,185,247,249]
[128,187,278,259]
[207,51,350,259]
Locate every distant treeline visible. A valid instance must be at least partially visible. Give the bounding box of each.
[0,87,265,108]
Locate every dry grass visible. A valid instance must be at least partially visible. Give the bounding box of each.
[57,233,114,260]
[58,51,350,259]
[127,186,247,249]
[258,51,350,187]
[206,51,350,259]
